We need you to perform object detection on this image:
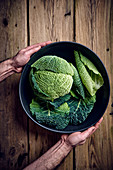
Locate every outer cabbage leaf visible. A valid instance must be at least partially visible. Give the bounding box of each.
[30,99,48,116]
[30,94,96,129]
[68,95,96,125]
[80,54,99,74]
[29,68,50,98]
[80,53,104,90]
[31,55,74,76]
[70,63,85,99]
[74,51,104,96]
[30,99,70,130]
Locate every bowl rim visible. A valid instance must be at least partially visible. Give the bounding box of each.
[19,41,110,133]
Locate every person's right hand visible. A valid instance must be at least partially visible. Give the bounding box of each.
[62,117,103,148]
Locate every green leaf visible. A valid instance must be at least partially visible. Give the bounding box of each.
[68,95,96,125]
[70,63,85,99]
[70,90,79,99]
[30,94,96,128]
[80,53,104,90]
[29,68,50,98]
[49,94,71,108]
[74,51,104,96]
[80,54,99,74]
[30,98,70,130]
[30,99,48,116]
[55,102,70,114]
[31,55,74,76]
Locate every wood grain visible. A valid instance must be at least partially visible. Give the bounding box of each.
[0,0,28,169]
[28,0,74,169]
[0,0,113,169]
[29,0,74,43]
[75,0,113,169]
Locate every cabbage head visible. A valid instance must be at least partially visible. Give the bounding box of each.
[29,52,104,130]
[29,55,74,101]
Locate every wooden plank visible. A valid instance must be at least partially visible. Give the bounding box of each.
[28,0,74,169]
[29,0,74,43]
[0,0,28,169]
[75,0,113,169]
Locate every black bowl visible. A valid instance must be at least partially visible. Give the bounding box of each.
[19,41,110,133]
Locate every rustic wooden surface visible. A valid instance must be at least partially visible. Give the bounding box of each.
[0,0,28,170]
[0,0,113,170]
[75,0,113,169]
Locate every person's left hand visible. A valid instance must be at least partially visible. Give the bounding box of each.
[12,41,51,72]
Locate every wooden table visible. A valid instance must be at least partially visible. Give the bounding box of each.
[0,0,113,169]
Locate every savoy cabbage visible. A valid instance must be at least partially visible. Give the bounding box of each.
[29,52,104,130]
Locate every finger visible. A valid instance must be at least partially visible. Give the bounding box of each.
[86,117,103,138]
[78,139,86,145]
[95,117,103,128]
[25,46,41,56]
[23,41,52,51]
[39,41,52,47]
[91,117,103,134]
[93,117,103,132]
[23,44,41,51]
[30,41,51,48]
[80,126,95,140]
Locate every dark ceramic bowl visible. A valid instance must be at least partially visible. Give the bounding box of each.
[19,41,110,133]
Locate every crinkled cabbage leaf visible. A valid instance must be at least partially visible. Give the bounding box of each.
[30,94,96,129]
[30,98,70,130]
[68,95,96,125]
[31,55,74,76]
[29,55,74,101]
